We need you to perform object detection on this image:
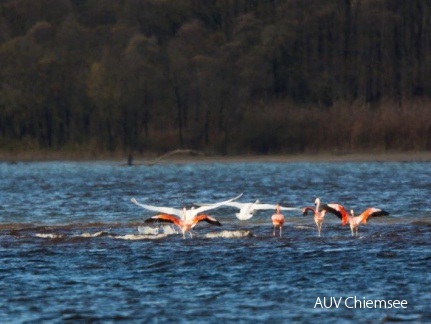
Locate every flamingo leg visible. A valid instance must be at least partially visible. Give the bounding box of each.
[350,226,354,237]
[279,226,282,238]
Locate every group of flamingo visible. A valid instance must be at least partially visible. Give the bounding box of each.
[130,194,389,238]
[301,198,389,237]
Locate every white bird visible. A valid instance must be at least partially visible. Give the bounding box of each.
[195,199,299,220]
[130,193,242,238]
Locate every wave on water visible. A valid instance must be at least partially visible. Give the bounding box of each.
[2,216,431,242]
[5,224,255,241]
[33,229,254,240]
[293,225,313,230]
[33,231,170,240]
[33,231,256,240]
[32,231,112,240]
[204,230,254,238]
[79,231,111,238]
[381,314,423,322]
[34,233,65,239]
[112,233,169,240]
[138,225,178,235]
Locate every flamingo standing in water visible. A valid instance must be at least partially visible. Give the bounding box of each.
[302,197,326,236]
[271,204,285,237]
[322,203,389,236]
[195,199,299,220]
[130,194,242,238]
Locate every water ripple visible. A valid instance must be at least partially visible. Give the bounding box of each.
[1,161,431,322]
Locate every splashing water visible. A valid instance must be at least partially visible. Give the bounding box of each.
[1,161,430,322]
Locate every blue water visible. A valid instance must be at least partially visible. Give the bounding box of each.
[1,161,430,322]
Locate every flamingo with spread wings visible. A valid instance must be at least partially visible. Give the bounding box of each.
[302,198,327,236]
[131,194,242,238]
[322,203,389,236]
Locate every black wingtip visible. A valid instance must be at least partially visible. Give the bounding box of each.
[144,218,157,223]
[144,218,173,224]
[209,219,222,226]
[379,209,390,216]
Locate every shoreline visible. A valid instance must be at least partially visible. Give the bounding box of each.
[1,151,431,164]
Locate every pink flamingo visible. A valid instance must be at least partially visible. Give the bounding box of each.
[131,194,241,239]
[302,197,326,236]
[143,212,221,239]
[323,203,389,236]
[271,204,285,237]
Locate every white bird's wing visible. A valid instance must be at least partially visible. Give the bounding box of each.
[279,206,300,211]
[131,198,182,217]
[191,193,243,216]
[252,203,299,211]
[221,201,246,208]
[194,201,245,209]
[251,204,286,210]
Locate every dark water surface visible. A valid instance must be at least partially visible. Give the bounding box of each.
[1,161,430,323]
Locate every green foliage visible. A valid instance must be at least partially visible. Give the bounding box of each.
[1,0,431,156]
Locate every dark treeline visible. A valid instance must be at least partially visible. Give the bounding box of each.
[1,0,431,157]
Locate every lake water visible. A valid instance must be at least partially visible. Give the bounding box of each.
[1,161,430,322]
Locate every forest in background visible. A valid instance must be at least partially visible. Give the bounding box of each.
[1,0,431,158]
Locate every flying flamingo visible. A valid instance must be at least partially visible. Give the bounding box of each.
[322,203,389,236]
[142,212,222,239]
[271,204,285,237]
[195,199,299,220]
[130,194,242,238]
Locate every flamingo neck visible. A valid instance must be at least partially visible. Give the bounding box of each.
[182,207,187,221]
[315,200,320,213]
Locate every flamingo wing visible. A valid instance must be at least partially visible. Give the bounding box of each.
[191,193,243,216]
[322,203,349,225]
[192,215,222,228]
[194,201,245,209]
[360,208,389,223]
[144,214,182,227]
[301,206,316,215]
[131,198,182,217]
